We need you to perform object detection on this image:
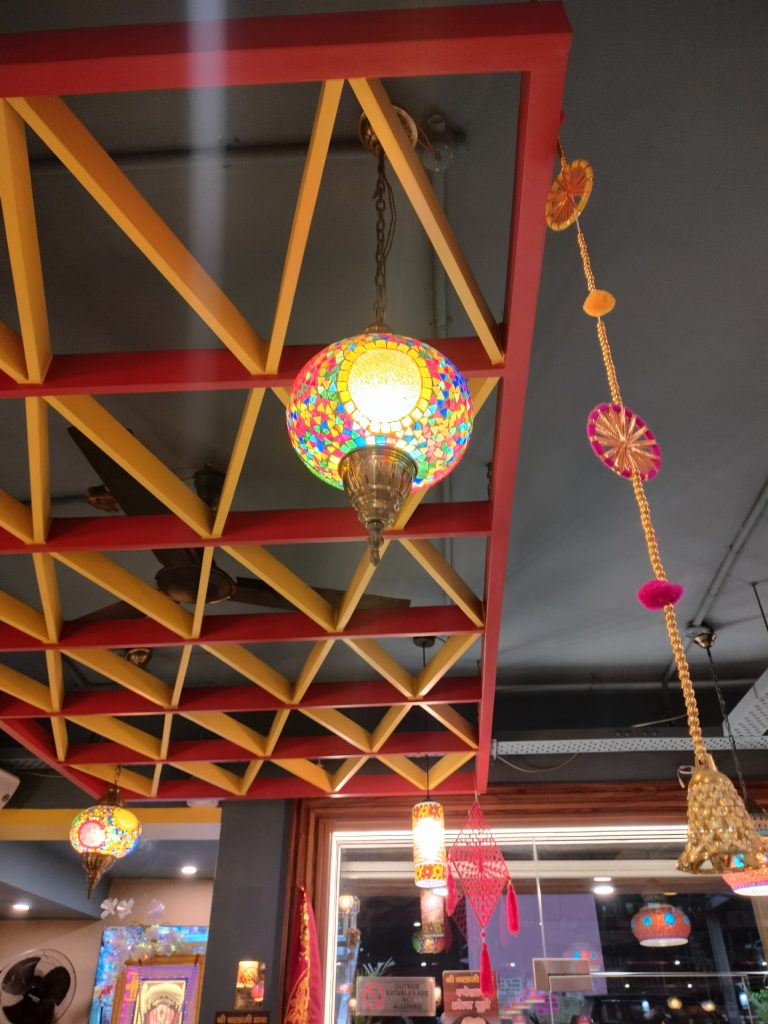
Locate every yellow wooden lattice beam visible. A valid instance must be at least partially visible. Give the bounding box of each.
[0,663,52,711]
[349,79,502,365]
[225,543,336,631]
[203,643,291,703]
[10,96,266,373]
[266,79,343,371]
[47,395,213,536]
[64,647,171,707]
[77,763,154,797]
[182,711,267,758]
[0,100,51,382]
[55,550,193,637]
[67,714,161,760]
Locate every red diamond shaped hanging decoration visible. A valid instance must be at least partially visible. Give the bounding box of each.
[448,800,519,998]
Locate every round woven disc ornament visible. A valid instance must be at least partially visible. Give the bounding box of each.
[587,402,661,481]
[545,159,593,230]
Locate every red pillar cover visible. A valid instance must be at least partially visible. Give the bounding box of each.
[284,885,323,1024]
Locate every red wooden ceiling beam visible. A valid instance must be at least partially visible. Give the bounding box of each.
[0,718,103,799]
[0,604,479,652]
[472,41,569,794]
[149,770,475,802]
[0,502,491,555]
[0,676,480,719]
[64,730,472,766]
[0,5,571,97]
[0,339,498,398]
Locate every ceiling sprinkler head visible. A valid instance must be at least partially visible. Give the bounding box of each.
[686,623,716,649]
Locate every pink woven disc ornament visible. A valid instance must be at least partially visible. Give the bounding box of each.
[586,403,661,481]
[447,800,518,997]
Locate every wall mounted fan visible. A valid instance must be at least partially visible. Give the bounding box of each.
[0,950,75,1024]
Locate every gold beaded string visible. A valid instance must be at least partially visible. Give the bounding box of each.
[564,144,708,767]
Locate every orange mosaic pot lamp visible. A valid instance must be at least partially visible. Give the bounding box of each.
[546,141,763,875]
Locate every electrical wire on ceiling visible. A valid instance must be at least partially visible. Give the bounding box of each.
[494,751,580,774]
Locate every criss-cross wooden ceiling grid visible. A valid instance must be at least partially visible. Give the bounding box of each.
[0,5,570,800]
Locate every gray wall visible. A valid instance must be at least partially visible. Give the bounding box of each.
[198,799,292,1020]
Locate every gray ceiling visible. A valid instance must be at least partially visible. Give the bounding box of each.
[0,0,766,809]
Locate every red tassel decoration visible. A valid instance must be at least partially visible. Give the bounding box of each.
[479,932,494,997]
[506,881,519,935]
[446,863,458,917]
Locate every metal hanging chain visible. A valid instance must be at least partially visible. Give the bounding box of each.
[372,149,397,327]
[704,646,749,806]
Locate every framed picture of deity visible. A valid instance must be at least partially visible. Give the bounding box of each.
[110,956,205,1024]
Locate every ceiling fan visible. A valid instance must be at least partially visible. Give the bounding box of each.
[66,427,409,623]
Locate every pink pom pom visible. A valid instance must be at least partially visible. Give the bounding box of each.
[506,882,519,935]
[479,935,494,997]
[446,864,458,917]
[637,579,684,610]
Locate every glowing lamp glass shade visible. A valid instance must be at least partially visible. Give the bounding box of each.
[412,800,447,889]
[69,802,141,859]
[723,851,768,896]
[631,902,691,947]
[287,332,473,491]
[420,889,445,939]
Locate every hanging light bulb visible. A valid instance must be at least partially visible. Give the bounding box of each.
[412,800,447,889]
[69,772,141,896]
[287,126,473,564]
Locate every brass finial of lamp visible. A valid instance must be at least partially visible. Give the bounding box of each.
[287,117,473,564]
[69,769,142,896]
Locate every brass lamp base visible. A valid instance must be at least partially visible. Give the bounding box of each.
[82,850,116,897]
[339,446,416,564]
[677,756,765,874]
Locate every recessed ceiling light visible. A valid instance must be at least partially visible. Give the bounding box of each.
[674,959,681,966]
[624,983,630,989]
[180,865,197,876]
[11,902,30,912]
[593,875,612,882]
[592,883,615,895]
[413,920,420,927]
[420,961,427,968]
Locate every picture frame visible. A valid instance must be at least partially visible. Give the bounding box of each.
[110,955,205,1024]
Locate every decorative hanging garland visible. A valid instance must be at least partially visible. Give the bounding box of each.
[547,140,763,875]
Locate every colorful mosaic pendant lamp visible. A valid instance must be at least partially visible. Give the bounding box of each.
[287,124,473,564]
[69,770,142,896]
[546,142,763,874]
[631,900,691,947]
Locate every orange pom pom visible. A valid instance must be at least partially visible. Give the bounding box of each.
[583,289,616,317]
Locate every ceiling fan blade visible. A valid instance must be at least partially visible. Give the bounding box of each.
[231,578,295,610]
[67,427,200,568]
[315,587,411,610]
[70,601,147,624]
[232,578,410,611]
[68,427,168,516]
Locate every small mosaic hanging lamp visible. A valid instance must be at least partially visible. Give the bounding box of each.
[546,138,763,874]
[69,770,141,896]
[631,900,691,947]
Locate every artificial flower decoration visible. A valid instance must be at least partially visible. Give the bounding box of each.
[545,158,593,230]
[586,403,661,481]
